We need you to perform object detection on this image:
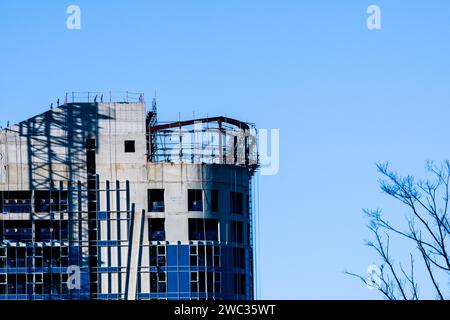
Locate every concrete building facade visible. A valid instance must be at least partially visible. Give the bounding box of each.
[0,93,258,300]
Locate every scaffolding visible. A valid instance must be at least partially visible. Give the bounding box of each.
[0,177,138,300]
[148,116,259,173]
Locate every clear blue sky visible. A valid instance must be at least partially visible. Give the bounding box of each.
[1,1,450,299]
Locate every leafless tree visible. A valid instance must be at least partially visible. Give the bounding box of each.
[347,161,450,300]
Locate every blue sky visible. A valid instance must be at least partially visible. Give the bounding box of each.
[1,1,450,299]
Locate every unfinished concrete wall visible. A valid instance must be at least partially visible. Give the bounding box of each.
[0,102,147,190]
[146,163,250,242]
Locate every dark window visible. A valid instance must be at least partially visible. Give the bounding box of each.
[214,246,221,267]
[158,282,167,293]
[86,139,96,149]
[150,272,166,293]
[125,140,135,153]
[189,219,219,241]
[157,255,166,266]
[51,274,64,294]
[7,274,16,294]
[234,274,246,296]
[5,247,25,268]
[148,189,165,212]
[35,257,42,267]
[35,190,68,213]
[16,247,25,267]
[197,244,214,266]
[190,255,197,266]
[233,247,246,269]
[35,284,43,294]
[35,220,68,242]
[1,191,32,213]
[188,189,203,211]
[149,219,165,241]
[16,274,26,294]
[35,273,43,283]
[150,245,165,266]
[215,272,221,293]
[198,272,214,293]
[43,247,52,267]
[247,194,250,215]
[211,190,219,212]
[0,221,32,242]
[190,272,198,293]
[150,272,157,292]
[231,221,244,243]
[7,247,16,267]
[190,246,198,266]
[86,138,96,184]
[150,246,157,266]
[230,192,243,214]
[43,274,51,294]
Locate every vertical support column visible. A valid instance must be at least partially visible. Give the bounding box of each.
[125,205,144,300]
[86,138,98,298]
[106,180,112,295]
[222,123,227,164]
[116,180,122,297]
[77,181,82,245]
[126,181,130,232]
[218,125,223,164]
[67,181,73,247]
[148,127,152,161]
[179,125,183,163]
[233,136,238,164]
[244,134,249,167]
[96,175,102,294]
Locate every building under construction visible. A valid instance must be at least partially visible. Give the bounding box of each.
[0,92,259,300]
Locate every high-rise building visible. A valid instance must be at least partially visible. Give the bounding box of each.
[0,93,258,300]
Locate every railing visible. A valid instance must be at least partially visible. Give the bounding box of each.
[62,91,145,104]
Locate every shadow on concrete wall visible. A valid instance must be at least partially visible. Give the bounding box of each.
[17,103,112,190]
[13,103,114,298]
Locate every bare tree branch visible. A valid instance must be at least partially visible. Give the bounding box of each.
[348,161,450,300]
